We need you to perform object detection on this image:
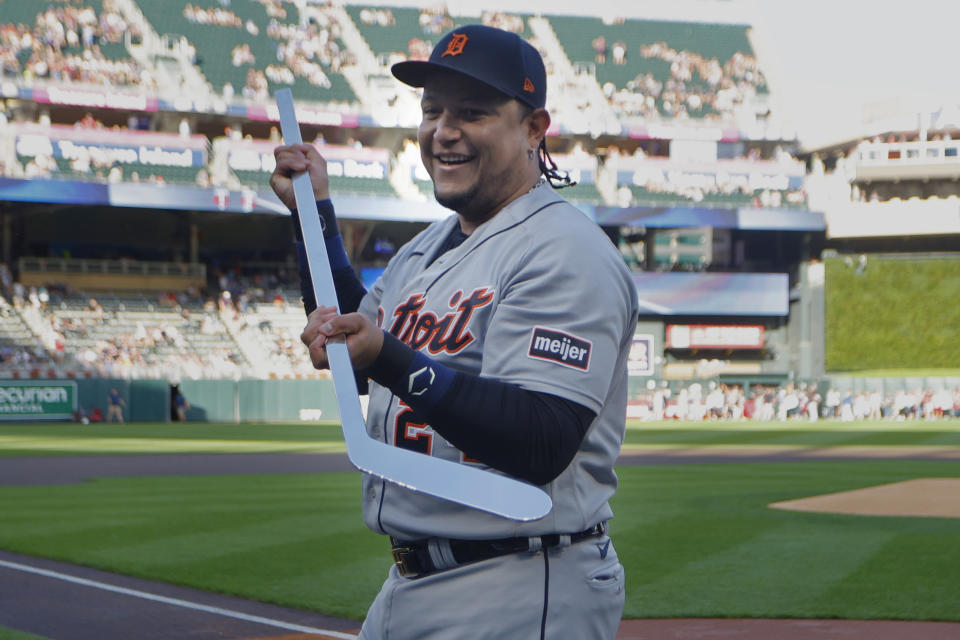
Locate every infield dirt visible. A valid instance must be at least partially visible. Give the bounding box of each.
[769,478,960,518]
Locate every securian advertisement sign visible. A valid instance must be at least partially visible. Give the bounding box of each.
[0,381,78,421]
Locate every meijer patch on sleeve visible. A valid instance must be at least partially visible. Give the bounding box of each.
[528,327,592,371]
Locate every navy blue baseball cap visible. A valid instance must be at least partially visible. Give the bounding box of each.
[391,24,547,109]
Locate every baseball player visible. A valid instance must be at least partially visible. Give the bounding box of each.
[270,24,639,640]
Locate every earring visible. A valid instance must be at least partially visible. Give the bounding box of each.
[528,148,536,159]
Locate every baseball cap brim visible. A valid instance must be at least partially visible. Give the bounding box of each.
[391,58,543,109]
[390,60,464,87]
[391,59,519,105]
[391,60,443,89]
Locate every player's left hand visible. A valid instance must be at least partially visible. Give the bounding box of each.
[301,307,384,371]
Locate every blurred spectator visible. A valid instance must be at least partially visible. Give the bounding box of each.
[231,43,255,67]
[106,387,125,422]
[592,35,607,63]
[3,1,154,89]
[419,7,453,35]
[481,12,524,34]
[184,4,241,27]
[76,113,102,129]
[359,7,395,26]
[612,40,627,65]
[598,40,767,122]
[171,384,190,421]
[266,12,353,90]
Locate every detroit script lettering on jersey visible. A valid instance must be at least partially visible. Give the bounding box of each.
[384,287,494,354]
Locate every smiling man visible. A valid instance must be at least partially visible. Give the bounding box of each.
[271,24,638,640]
[415,67,545,230]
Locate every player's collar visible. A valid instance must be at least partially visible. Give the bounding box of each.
[526,177,547,194]
[464,179,565,243]
[422,180,563,263]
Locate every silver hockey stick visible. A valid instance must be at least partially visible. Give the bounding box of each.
[275,89,551,521]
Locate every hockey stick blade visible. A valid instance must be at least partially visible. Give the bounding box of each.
[274,89,551,521]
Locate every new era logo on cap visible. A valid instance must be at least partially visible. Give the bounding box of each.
[528,327,591,371]
[523,77,535,93]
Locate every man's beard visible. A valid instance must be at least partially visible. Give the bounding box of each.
[434,181,481,216]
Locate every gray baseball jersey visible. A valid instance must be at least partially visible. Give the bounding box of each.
[357,182,639,541]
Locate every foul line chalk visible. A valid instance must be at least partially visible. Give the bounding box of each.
[0,558,358,640]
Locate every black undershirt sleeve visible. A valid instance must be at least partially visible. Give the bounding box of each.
[428,375,595,485]
[293,199,366,316]
[298,254,367,315]
[332,268,366,314]
[292,199,368,389]
[361,333,596,485]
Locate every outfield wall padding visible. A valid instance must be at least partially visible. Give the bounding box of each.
[74,378,340,423]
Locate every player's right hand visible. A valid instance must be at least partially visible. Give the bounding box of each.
[301,307,384,371]
[270,144,330,211]
[301,305,339,369]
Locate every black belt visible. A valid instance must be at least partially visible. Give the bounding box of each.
[390,522,607,579]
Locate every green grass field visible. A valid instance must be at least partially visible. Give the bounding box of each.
[0,627,49,640]
[0,421,958,622]
[0,422,347,457]
[4,420,960,456]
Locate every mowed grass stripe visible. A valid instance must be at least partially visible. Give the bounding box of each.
[5,421,960,457]
[0,627,52,640]
[629,521,898,618]
[0,474,364,563]
[0,474,386,620]
[0,438,346,455]
[1,461,959,621]
[0,423,347,457]
[611,461,960,620]
[164,533,389,618]
[810,531,960,621]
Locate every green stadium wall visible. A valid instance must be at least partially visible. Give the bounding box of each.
[73,378,340,423]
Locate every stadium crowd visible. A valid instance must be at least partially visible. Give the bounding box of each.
[198,1,356,100]
[632,382,960,422]
[602,43,767,121]
[0,0,152,89]
[266,10,354,89]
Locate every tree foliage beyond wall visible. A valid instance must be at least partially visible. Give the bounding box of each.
[824,255,960,371]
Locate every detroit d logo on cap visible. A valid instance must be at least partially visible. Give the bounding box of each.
[441,33,469,57]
